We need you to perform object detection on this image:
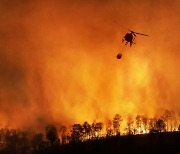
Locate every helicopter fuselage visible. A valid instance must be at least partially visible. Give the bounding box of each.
[124,33,134,42]
[122,32,135,47]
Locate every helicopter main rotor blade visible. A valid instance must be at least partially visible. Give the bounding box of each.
[113,21,149,36]
[129,30,149,36]
[134,32,149,36]
[113,20,129,30]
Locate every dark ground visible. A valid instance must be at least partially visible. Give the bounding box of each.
[37,132,180,154]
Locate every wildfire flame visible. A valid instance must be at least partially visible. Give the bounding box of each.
[0,0,180,130]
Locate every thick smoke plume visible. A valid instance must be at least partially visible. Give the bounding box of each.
[0,0,180,129]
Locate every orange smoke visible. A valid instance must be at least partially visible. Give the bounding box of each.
[0,0,180,129]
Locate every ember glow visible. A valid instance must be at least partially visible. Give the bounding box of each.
[0,0,180,130]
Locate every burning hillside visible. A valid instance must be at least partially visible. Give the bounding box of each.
[0,0,180,130]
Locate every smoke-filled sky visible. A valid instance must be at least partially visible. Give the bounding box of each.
[0,0,180,129]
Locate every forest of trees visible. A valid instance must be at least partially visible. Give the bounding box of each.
[0,109,180,154]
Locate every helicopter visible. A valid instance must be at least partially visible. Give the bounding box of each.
[113,20,149,47]
[113,20,149,59]
[122,30,149,47]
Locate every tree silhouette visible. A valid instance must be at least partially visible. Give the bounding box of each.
[178,124,180,131]
[82,121,92,140]
[162,110,175,131]
[170,111,175,131]
[91,122,104,138]
[106,120,113,137]
[136,115,142,134]
[95,122,103,137]
[142,115,148,133]
[91,122,97,138]
[127,115,134,135]
[3,129,17,154]
[32,133,44,151]
[163,110,172,131]
[45,124,59,146]
[113,114,122,135]
[59,125,67,144]
[155,119,166,132]
[149,118,157,133]
[70,124,83,142]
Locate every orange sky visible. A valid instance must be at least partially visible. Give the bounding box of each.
[0,0,180,129]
